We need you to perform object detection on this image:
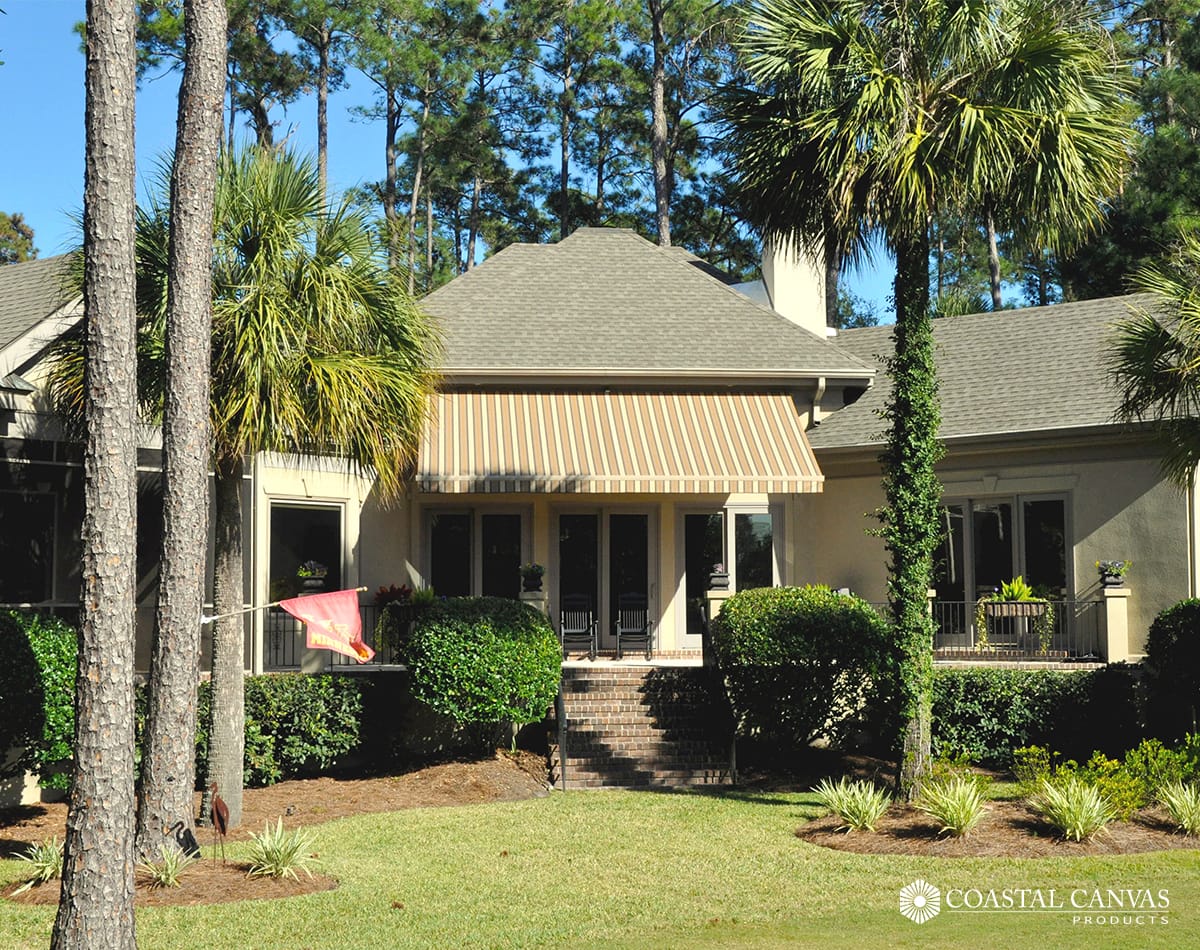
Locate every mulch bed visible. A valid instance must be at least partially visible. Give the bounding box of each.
[1,751,550,907]
[796,800,1200,858]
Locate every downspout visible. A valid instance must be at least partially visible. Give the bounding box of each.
[1191,465,1200,598]
[811,376,827,426]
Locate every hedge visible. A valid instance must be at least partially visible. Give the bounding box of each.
[1141,598,1200,741]
[196,673,365,787]
[709,585,894,749]
[405,597,561,729]
[0,611,77,790]
[931,666,1141,766]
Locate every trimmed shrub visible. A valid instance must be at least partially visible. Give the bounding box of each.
[709,585,893,750]
[0,612,77,790]
[405,597,561,731]
[1142,599,1200,740]
[196,673,365,787]
[931,666,1141,767]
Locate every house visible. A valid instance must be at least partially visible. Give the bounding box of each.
[0,229,1192,672]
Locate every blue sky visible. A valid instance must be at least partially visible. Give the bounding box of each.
[0,0,895,312]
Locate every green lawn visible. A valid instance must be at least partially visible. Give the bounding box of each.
[1,790,1196,949]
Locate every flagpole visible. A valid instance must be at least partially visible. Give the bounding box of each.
[200,586,369,625]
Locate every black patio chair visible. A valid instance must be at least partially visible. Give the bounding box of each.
[614,592,654,660]
[559,593,598,660]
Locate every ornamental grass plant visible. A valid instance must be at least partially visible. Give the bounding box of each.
[1029,775,1115,841]
[811,777,892,832]
[11,837,63,895]
[916,777,987,837]
[137,844,198,889]
[246,818,317,880]
[1157,781,1200,836]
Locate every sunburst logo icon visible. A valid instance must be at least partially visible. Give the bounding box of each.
[898,879,941,924]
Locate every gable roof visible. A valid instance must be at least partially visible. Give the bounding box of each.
[808,294,1154,450]
[0,255,75,352]
[421,228,872,381]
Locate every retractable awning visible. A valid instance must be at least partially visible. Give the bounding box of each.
[416,390,823,494]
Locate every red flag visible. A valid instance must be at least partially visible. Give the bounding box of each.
[279,589,374,663]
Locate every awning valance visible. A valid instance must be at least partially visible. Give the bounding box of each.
[416,390,823,494]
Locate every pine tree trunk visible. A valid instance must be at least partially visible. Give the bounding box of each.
[560,61,572,239]
[407,93,430,295]
[384,87,400,272]
[886,229,940,803]
[52,2,139,945]
[136,0,225,863]
[650,0,670,246]
[317,23,330,202]
[205,456,246,828]
[466,175,481,271]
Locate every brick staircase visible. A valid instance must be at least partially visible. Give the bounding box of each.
[550,666,734,789]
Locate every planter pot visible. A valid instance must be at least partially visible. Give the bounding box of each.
[985,601,1046,618]
[521,576,543,593]
[708,571,730,591]
[300,576,326,594]
[1100,574,1126,588]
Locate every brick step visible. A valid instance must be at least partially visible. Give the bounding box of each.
[559,770,732,789]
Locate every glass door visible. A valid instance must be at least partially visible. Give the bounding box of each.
[682,512,724,643]
[609,514,650,648]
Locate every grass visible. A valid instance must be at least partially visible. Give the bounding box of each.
[0,790,1196,949]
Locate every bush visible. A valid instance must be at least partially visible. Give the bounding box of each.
[0,612,77,790]
[931,666,1141,767]
[196,673,364,787]
[1142,599,1200,740]
[1158,781,1200,835]
[1030,775,1115,841]
[916,777,987,837]
[1063,752,1145,820]
[811,777,892,832]
[405,597,561,731]
[709,586,893,750]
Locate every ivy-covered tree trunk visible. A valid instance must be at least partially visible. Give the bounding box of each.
[205,456,247,828]
[136,0,226,863]
[53,1,139,945]
[881,229,943,802]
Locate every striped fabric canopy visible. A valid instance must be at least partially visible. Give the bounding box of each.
[416,390,823,494]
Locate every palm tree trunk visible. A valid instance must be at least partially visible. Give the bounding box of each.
[136,0,225,862]
[205,456,246,828]
[823,222,842,329]
[888,228,939,803]
[53,2,139,945]
[985,203,1002,310]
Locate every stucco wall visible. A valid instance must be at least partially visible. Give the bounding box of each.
[804,439,1192,654]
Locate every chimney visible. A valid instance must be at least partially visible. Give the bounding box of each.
[761,236,830,339]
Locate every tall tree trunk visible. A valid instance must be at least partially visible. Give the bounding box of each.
[985,202,1002,310]
[53,2,139,946]
[384,86,400,272]
[205,456,246,828]
[650,0,670,246]
[136,0,225,863]
[466,174,481,271]
[823,217,842,329]
[316,22,330,202]
[407,92,430,294]
[425,190,433,293]
[885,227,941,803]
[559,62,572,239]
[595,125,607,217]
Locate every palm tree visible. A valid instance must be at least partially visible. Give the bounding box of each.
[723,0,1130,796]
[49,147,441,827]
[1111,234,1200,487]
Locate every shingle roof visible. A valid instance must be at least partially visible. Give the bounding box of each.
[0,255,75,352]
[807,294,1154,449]
[421,228,872,378]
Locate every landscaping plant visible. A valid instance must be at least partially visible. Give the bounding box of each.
[1029,775,1115,841]
[710,586,893,751]
[811,777,892,832]
[12,837,64,895]
[137,844,198,889]
[1141,599,1200,741]
[916,777,988,837]
[1157,781,1200,835]
[246,818,317,881]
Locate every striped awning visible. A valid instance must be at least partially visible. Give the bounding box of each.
[416,390,823,494]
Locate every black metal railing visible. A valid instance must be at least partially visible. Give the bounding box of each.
[931,599,1103,661]
[265,602,413,670]
[0,602,82,627]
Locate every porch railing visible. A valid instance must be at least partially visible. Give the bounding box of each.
[265,602,410,670]
[931,599,1103,661]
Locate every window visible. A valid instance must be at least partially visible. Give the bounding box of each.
[935,495,1068,601]
[0,491,55,602]
[269,504,343,599]
[426,509,527,598]
[724,506,780,592]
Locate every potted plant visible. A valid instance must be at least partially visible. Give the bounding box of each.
[520,562,545,593]
[974,576,1055,654]
[1096,559,1131,588]
[708,562,729,591]
[296,559,328,593]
